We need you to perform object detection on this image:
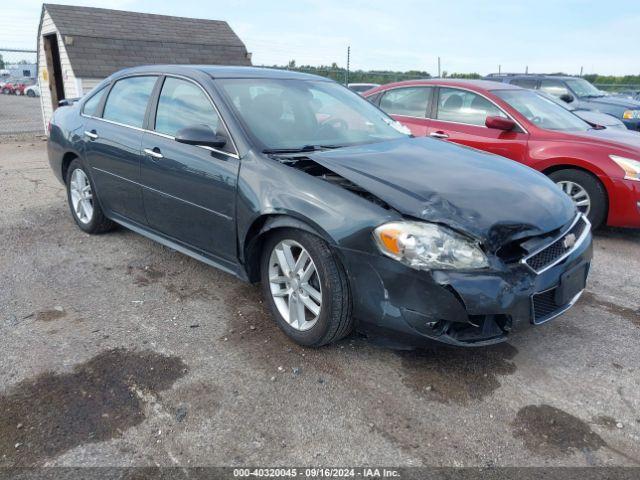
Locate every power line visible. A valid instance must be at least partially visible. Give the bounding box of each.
[0,48,37,53]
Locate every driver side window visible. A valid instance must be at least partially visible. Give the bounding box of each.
[539,79,570,98]
[154,77,233,152]
[436,88,506,126]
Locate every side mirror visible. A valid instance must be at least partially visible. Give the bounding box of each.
[175,125,227,149]
[485,116,516,131]
[58,97,79,107]
[560,93,574,103]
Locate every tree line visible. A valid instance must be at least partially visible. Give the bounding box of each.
[272,61,638,87]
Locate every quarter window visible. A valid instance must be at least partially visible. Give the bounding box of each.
[539,79,570,98]
[154,77,223,140]
[102,76,157,128]
[380,87,432,118]
[436,88,506,126]
[82,85,107,116]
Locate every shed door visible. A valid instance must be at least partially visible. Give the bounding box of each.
[42,33,64,109]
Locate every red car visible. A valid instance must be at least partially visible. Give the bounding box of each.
[365,80,640,229]
[1,78,33,95]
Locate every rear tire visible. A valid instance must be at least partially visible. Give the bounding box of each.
[548,169,607,229]
[27,90,35,97]
[260,228,353,347]
[66,159,115,234]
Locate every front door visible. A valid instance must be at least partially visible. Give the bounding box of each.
[140,76,239,263]
[428,87,529,162]
[84,75,158,224]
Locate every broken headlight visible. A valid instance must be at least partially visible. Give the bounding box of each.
[373,221,488,270]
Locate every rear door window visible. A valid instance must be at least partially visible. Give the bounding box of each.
[510,78,538,89]
[379,87,432,118]
[103,76,157,128]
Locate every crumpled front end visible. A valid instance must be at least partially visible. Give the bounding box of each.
[339,214,593,347]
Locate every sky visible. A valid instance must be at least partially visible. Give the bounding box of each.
[2,0,640,76]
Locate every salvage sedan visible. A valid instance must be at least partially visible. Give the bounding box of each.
[47,66,592,347]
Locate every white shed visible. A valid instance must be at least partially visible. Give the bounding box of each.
[37,3,252,130]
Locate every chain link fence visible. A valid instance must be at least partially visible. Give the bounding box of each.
[0,48,44,137]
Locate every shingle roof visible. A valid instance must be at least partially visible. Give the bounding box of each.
[42,4,251,78]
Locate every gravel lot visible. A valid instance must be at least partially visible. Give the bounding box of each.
[0,94,44,136]
[0,139,639,468]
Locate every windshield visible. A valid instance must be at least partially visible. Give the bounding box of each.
[565,78,603,97]
[217,78,408,151]
[495,90,591,132]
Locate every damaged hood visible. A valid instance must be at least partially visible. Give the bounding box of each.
[309,137,576,249]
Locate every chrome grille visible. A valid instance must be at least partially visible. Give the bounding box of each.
[523,215,589,273]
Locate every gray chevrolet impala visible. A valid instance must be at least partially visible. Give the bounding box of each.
[47,66,592,348]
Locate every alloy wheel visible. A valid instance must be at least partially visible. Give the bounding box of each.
[556,180,591,216]
[70,168,94,224]
[268,239,322,331]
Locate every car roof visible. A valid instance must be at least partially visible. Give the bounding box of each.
[111,64,330,81]
[372,78,522,92]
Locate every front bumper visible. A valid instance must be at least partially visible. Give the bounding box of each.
[622,118,640,131]
[606,176,640,228]
[340,227,593,347]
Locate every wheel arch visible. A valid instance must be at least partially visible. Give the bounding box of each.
[541,162,610,221]
[541,161,611,195]
[241,213,336,283]
[61,151,80,182]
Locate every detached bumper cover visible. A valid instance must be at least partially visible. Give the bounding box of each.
[339,228,593,347]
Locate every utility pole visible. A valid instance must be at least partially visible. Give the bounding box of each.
[498,64,501,75]
[525,65,529,75]
[345,46,350,86]
[437,57,441,78]
[579,66,583,77]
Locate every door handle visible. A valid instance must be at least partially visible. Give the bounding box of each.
[84,130,98,140]
[429,131,449,139]
[143,147,164,159]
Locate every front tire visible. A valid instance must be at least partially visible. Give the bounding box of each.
[27,90,35,97]
[66,159,115,234]
[260,228,353,347]
[549,169,607,229]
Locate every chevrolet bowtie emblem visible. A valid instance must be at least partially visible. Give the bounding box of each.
[563,233,577,249]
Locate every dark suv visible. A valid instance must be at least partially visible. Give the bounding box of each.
[486,74,640,131]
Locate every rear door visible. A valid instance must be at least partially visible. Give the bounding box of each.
[377,86,434,136]
[427,87,529,162]
[84,75,158,224]
[140,76,240,263]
